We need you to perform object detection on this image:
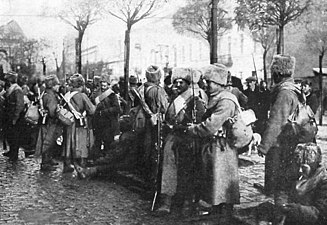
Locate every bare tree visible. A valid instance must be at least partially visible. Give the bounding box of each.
[58,0,103,74]
[235,0,311,54]
[251,27,275,81]
[172,0,232,62]
[102,0,168,100]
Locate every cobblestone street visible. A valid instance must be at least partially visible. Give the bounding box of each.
[0,123,326,225]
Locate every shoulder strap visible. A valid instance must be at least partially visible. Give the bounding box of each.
[95,88,114,105]
[134,86,155,116]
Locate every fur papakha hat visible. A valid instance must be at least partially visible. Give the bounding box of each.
[202,64,228,86]
[69,73,85,88]
[44,74,59,88]
[171,67,192,84]
[4,71,18,83]
[100,74,110,84]
[270,54,296,77]
[294,143,322,170]
[145,65,162,83]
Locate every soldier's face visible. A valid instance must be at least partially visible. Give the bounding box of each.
[206,80,221,94]
[101,82,109,92]
[174,79,189,94]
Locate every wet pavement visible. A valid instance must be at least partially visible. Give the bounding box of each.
[1,122,326,224]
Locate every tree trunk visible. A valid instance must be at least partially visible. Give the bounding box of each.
[210,0,218,64]
[319,54,324,125]
[263,49,267,81]
[76,31,84,74]
[276,25,284,54]
[124,26,131,101]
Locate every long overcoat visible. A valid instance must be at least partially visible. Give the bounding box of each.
[64,89,95,159]
[161,87,206,197]
[260,78,302,194]
[188,89,240,206]
[35,88,62,157]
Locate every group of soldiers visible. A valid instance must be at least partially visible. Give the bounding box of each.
[1,54,327,225]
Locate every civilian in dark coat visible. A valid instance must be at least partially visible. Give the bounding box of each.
[301,80,319,115]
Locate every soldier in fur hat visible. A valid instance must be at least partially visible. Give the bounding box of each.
[63,73,96,171]
[274,143,327,225]
[136,65,168,185]
[2,71,25,161]
[91,73,120,160]
[181,64,241,221]
[35,74,62,170]
[256,55,316,198]
[155,67,206,216]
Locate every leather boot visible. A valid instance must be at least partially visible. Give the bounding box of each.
[181,199,193,217]
[63,159,74,173]
[156,194,172,215]
[80,158,87,168]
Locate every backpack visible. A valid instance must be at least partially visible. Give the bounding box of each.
[222,96,257,149]
[24,102,40,125]
[278,86,318,144]
[130,85,156,133]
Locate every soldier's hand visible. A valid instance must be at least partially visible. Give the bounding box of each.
[12,120,17,125]
[257,145,266,157]
[173,124,188,134]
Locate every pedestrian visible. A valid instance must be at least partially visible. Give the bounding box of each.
[185,64,241,222]
[92,74,120,160]
[301,80,319,115]
[257,55,311,196]
[35,74,62,171]
[2,71,25,161]
[244,76,260,132]
[138,65,168,185]
[226,72,248,108]
[155,67,206,216]
[63,74,95,172]
[256,80,270,135]
[274,143,327,225]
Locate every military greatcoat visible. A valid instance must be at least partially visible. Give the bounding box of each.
[188,89,240,206]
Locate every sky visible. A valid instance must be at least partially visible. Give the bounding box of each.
[0,0,185,70]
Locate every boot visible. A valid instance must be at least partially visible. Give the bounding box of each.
[63,159,74,173]
[3,151,13,157]
[41,163,56,171]
[155,194,172,216]
[181,199,193,217]
[80,158,87,168]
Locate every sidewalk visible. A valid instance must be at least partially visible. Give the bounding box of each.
[234,123,327,224]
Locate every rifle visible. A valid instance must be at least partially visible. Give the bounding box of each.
[252,53,259,81]
[59,93,85,127]
[190,69,198,204]
[38,87,47,124]
[151,106,162,211]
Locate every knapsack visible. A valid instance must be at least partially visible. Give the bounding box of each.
[130,85,156,133]
[24,102,40,125]
[278,86,318,144]
[221,95,257,149]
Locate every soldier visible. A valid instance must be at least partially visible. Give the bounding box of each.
[92,74,120,159]
[2,71,25,161]
[63,74,95,171]
[257,55,310,196]
[185,64,241,222]
[35,74,62,171]
[274,143,327,225]
[156,67,206,216]
[139,65,168,184]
